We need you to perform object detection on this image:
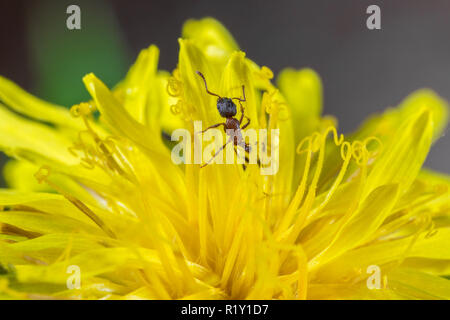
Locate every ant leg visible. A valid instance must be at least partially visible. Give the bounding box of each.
[234,145,250,162]
[200,138,232,168]
[197,122,226,134]
[237,143,261,168]
[232,85,247,122]
[234,147,248,170]
[237,100,250,126]
[241,117,251,130]
[239,101,245,123]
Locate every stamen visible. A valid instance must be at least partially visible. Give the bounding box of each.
[263,90,291,122]
[260,66,274,80]
[70,102,95,118]
[34,165,51,184]
[167,77,183,97]
[363,136,383,160]
[272,102,291,121]
[296,133,321,154]
[279,126,382,246]
[69,103,136,181]
[95,138,126,176]
[103,136,139,183]
[70,130,99,169]
[269,242,308,299]
[167,72,196,122]
[170,102,182,115]
[171,99,196,121]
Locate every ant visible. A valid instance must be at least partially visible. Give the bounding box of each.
[196,71,256,168]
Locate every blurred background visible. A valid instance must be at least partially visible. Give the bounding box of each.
[0,0,449,187]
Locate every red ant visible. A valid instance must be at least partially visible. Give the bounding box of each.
[196,71,255,168]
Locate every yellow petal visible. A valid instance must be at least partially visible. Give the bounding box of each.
[388,268,450,299]
[419,168,450,185]
[396,89,448,142]
[325,90,449,191]
[0,104,79,166]
[83,73,167,155]
[314,228,450,282]
[307,282,406,300]
[0,189,104,226]
[401,258,450,276]
[0,211,104,236]
[13,247,161,285]
[3,160,51,192]
[0,75,83,130]
[363,108,434,198]
[116,45,160,125]
[277,68,322,142]
[9,233,105,253]
[306,184,399,269]
[178,39,221,124]
[348,89,447,147]
[182,17,239,62]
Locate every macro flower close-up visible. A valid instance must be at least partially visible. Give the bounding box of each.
[0,15,449,300]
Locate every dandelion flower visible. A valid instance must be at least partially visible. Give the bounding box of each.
[0,17,449,300]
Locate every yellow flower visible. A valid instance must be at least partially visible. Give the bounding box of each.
[0,17,449,300]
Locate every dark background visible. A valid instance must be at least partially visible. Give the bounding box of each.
[0,0,449,187]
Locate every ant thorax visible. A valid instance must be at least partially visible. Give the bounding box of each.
[225,117,241,130]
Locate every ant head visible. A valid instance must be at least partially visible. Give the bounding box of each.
[217,98,237,118]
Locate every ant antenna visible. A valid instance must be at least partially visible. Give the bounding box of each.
[232,85,246,102]
[196,71,221,98]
